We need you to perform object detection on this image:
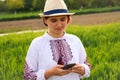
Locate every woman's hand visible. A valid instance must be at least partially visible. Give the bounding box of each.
[71,64,85,75]
[45,65,71,79]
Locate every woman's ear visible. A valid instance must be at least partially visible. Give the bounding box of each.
[43,18,48,26]
[67,16,72,24]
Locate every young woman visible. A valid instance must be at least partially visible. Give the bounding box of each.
[23,0,91,80]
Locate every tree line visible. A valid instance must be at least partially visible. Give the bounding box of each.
[0,0,120,13]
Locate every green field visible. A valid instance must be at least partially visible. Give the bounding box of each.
[0,11,39,21]
[0,23,120,80]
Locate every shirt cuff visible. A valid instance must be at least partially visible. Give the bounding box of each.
[36,70,46,80]
[80,64,90,78]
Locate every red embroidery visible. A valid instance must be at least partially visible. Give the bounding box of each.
[50,39,73,65]
[23,61,37,80]
[84,58,92,69]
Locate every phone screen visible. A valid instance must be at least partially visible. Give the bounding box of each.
[62,63,76,70]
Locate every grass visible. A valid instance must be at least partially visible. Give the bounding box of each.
[67,23,120,80]
[0,27,34,34]
[0,11,39,21]
[0,22,120,80]
[73,6,120,15]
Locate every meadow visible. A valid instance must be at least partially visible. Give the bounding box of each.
[0,22,120,80]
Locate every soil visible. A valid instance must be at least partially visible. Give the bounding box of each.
[0,11,120,30]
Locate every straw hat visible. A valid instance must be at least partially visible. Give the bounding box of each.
[39,0,74,17]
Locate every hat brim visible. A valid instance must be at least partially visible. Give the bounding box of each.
[39,13,75,17]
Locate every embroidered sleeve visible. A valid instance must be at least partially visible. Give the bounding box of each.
[23,61,37,80]
[77,37,91,78]
[84,58,92,69]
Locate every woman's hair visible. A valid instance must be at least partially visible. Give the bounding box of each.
[43,17,49,26]
[43,15,71,26]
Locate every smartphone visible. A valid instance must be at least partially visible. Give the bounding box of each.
[62,63,76,70]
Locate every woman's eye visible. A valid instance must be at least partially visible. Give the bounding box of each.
[51,19,57,22]
[61,18,66,21]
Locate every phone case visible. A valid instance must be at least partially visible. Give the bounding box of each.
[62,63,76,70]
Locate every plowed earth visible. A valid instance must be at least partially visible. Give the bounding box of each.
[0,11,120,30]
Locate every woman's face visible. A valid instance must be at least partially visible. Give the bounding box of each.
[44,15,70,37]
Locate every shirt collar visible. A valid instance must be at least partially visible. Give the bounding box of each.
[44,32,67,40]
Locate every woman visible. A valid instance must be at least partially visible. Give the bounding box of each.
[23,0,91,80]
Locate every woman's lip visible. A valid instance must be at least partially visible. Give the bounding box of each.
[56,28,62,30]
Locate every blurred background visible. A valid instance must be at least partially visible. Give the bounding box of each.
[0,0,120,33]
[0,0,120,13]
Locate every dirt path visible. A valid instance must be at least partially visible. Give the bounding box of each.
[72,11,120,26]
[0,11,120,30]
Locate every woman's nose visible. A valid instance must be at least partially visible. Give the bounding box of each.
[56,20,62,26]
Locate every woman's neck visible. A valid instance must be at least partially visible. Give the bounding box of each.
[47,31,65,38]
